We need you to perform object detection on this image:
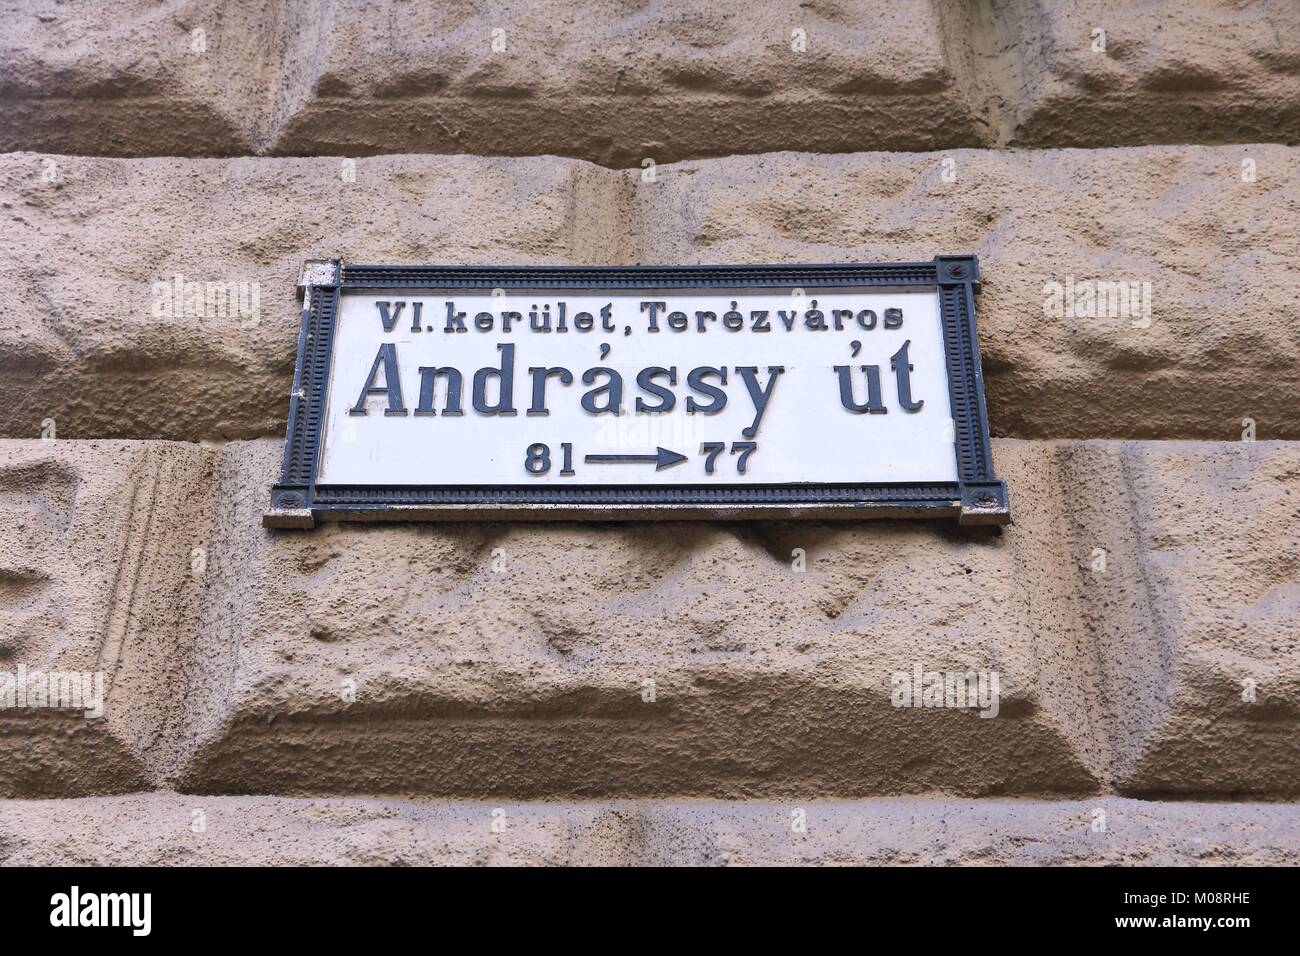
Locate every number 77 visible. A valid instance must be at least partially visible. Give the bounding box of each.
[700,442,758,474]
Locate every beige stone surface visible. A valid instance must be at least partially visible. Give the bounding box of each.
[0,444,1293,802]
[633,146,1300,441]
[986,0,1300,148]
[2,146,1296,442]
[1064,441,1300,795]
[0,439,214,797]
[0,151,624,441]
[173,438,1101,798]
[0,0,278,156]
[4,1,1297,161]
[0,444,1294,811]
[268,0,981,164]
[0,0,980,160]
[1,793,1296,865]
[159,437,1296,799]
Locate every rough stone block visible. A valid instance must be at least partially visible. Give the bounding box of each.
[269,0,983,164]
[995,0,1300,147]
[172,438,1102,797]
[0,0,275,156]
[0,439,213,797]
[1062,439,1300,795]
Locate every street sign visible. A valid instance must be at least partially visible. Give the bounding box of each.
[266,258,1008,526]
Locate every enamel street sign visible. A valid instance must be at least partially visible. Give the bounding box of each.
[265,258,1009,527]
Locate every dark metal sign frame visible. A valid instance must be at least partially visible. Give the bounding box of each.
[265,257,1008,528]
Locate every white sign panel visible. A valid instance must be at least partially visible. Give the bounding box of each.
[320,289,955,486]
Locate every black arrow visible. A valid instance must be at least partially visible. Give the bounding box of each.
[584,447,688,471]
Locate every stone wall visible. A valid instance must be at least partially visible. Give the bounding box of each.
[1,0,1297,865]
[4,0,1298,159]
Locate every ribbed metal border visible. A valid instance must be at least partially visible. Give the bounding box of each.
[311,483,961,506]
[276,278,339,491]
[342,262,939,289]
